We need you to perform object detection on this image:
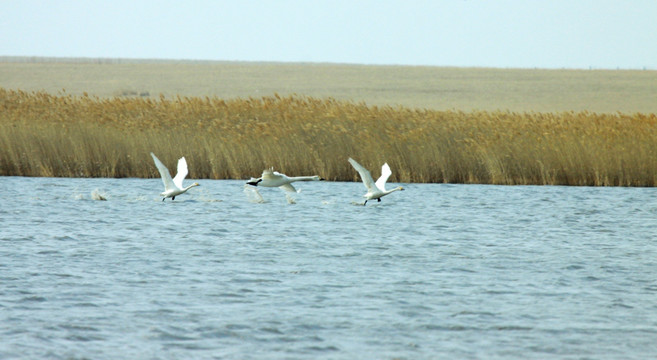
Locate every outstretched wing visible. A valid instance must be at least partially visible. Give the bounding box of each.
[279,183,297,193]
[172,157,189,189]
[262,168,283,181]
[151,152,175,191]
[375,163,392,191]
[348,157,376,191]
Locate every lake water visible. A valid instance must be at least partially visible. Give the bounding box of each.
[1,176,656,359]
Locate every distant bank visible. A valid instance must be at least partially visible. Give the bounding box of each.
[1,56,656,113]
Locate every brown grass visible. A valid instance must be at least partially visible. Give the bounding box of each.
[1,88,656,185]
[2,58,656,113]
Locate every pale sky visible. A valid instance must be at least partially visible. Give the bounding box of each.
[2,0,656,69]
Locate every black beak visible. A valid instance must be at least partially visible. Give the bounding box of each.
[246,179,262,186]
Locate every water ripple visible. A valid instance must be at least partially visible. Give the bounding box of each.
[1,178,656,359]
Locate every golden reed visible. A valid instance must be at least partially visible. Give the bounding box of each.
[1,88,656,186]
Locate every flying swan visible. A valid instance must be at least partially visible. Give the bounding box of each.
[150,152,200,201]
[246,167,324,193]
[348,157,404,205]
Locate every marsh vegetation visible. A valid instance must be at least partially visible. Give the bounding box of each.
[2,88,656,185]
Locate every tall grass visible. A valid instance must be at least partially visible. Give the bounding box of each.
[1,88,656,185]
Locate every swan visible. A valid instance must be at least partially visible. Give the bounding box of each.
[150,152,200,201]
[246,167,324,193]
[348,157,404,205]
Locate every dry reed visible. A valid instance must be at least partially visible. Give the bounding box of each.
[1,88,656,186]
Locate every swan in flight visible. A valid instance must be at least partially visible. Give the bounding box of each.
[150,152,200,201]
[246,167,324,193]
[348,157,404,205]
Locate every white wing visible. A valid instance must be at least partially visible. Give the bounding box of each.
[262,168,283,181]
[375,163,392,191]
[348,158,376,191]
[151,152,176,191]
[172,157,188,189]
[279,183,297,193]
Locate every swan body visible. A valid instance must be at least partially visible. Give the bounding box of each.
[150,152,199,201]
[348,157,404,205]
[246,167,323,193]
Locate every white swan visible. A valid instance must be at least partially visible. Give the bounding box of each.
[246,167,324,193]
[348,157,404,205]
[150,152,200,201]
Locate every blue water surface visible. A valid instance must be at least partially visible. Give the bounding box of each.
[1,176,656,359]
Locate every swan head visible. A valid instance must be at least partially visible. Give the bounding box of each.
[246,178,262,186]
[192,182,200,187]
[397,186,405,191]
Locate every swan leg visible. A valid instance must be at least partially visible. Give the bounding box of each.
[172,196,176,201]
[377,198,381,202]
[363,200,368,206]
[162,198,165,202]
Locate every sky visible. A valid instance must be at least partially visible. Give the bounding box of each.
[2,0,656,69]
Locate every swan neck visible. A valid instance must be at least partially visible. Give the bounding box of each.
[385,187,402,195]
[183,183,199,191]
[289,176,318,182]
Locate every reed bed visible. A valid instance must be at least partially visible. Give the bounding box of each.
[1,88,656,186]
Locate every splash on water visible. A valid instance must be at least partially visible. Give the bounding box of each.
[193,187,223,202]
[91,188,108,201]
[244,184,265,203]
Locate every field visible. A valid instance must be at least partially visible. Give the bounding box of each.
[2,57,657,113]
[1,57,656,185]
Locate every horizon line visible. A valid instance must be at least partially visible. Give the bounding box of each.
[0,55,654,72]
